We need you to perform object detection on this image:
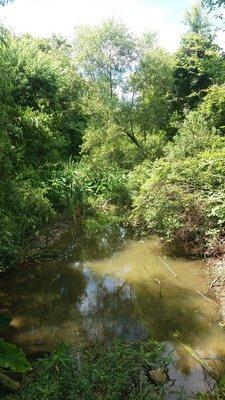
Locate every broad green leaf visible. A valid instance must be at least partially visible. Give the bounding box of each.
[0,338,31,373]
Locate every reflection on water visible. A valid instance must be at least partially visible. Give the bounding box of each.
[0,224,225,397]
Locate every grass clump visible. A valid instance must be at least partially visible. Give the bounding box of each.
[8,340,168,400]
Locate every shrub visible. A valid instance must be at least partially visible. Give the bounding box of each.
[198,85,225,135]
[131,148,225,255]
[167,110,224,159]
[47,162,85,214]
[0,178,55,269]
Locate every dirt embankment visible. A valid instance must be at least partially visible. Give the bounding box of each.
[208,255,225,322]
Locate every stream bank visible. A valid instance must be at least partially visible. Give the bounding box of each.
[208,253,225,324]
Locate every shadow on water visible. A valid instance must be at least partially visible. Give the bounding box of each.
[38,222,128,261]
[0,223,225,397]
[134,280,213,343]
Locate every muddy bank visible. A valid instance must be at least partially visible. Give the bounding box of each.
[208,255,225,323]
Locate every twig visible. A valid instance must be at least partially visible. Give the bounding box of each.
[149,247,221,309]
[196,290,220,308]
[151,248,177,277]
[179,342,219,376]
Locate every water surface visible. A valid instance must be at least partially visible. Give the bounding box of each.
[1,224,225,397]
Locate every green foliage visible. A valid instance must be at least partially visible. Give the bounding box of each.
[75,159,130,208]
[1,8,225,398]
[132,173,208,255]
[48,162,85,213]
[74,19,136,99]
[185,4,212,35]
[131,113,225,255]
[0,315,31,375]
[127,160,153,197]
[128,49,174,137]
[0,31,87,269]
[198,85,225,134]
[0,339,31,373]
[8,340,167,400]
[1,4,225,267]
[167,110,224,158]
[82,120,140,169]
[172,5,223,113]
[0,174,56,269]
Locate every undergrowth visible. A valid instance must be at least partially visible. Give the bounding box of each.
[7,340,168,400]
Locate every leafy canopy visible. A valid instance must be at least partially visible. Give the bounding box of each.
[172,4,222,112]
[74,19,136,99]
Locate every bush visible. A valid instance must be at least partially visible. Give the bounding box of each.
[127,160,153,197]
[73,159,131,209]
[0,31,87,270]
[0,177,55,269]
[131,148,225,255]
[167,110,224,159]
[47,162,85,214]
[198,85,225,135]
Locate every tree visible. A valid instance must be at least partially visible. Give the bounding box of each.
[0,30,89,269]
[8,34,87,160]
[74,19,136,101]
[172,4,223,112]
[129,48,174,137]
[75,20,159,153]
[185,4,212,35]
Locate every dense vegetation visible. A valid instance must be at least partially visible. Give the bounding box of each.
[1,3,225,271]
[1,2,225,398]
[6,341,167,400]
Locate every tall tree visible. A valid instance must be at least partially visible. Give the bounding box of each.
[74,20,159,152]
[185,4,212,35]
[172,4,223,113]
[74,19,136,101]
[119,48,174,143]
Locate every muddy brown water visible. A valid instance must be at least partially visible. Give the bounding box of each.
[1,224,225,398]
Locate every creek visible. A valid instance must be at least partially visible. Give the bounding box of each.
[1,223,225,397]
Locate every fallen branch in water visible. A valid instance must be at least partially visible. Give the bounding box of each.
[151,248,177,277]
[178,342,219,377]
[196,289,219,308]
[146,247,221,310]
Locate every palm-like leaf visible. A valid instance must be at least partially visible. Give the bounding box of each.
[0,339,31,373]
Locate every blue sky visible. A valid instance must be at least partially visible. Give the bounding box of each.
[0,0,217,52]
